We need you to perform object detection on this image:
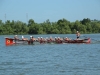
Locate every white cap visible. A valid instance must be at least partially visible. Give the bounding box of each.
[55,37,57,38]
[22,36,24,38]
[15,35,17,36]
[41,37,42,38]
[66,37,67,38]
[77,31,78,32]
[30,36,32,37]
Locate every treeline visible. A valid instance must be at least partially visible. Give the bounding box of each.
[0,18,100,35]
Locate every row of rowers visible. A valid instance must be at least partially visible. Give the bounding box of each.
[14,35,71,41]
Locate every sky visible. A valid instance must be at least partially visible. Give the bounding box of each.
[0,0,100,23]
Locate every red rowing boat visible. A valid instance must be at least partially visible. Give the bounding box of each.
[5,37,91,46]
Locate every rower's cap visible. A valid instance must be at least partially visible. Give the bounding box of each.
[55,37,57,38]
[41,37,43,38]
[77,31,78,32]
[30,36,32,37]
[15,35,17,36]
[66,37,67,38]
[38,37,40,38]
[22,36,24,38]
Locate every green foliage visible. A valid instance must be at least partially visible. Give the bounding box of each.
[80,18,91,25]
[0,18,100,35]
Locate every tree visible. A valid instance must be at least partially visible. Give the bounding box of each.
[28,19,35,26]
[81,18,91,25]
[0,18,100,35]
[28,19,37,34]
[57,18,71,34]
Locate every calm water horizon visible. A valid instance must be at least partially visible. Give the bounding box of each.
[0,34,100,75]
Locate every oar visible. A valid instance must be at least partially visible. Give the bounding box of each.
[81,35,100,42]
[91,39,100,42]
[81,35,88,38]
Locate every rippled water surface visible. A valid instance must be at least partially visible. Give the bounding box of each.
[0,34,100,75]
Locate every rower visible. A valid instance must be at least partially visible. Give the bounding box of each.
[49,36,53,42]
[37,37,40,42]
[65,37,69,41]
[14,35,19,43]
[30,36,34,44]
[55,37,57,41]
[14,35,19,40]
[57,37,61,43]
[40,37,43,43]
[22,35,28,40]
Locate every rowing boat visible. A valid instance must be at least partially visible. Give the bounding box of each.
[5,37,91,46]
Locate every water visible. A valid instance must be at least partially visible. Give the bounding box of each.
[0,34,100,75]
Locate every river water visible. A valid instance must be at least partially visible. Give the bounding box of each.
[0,34,100,75]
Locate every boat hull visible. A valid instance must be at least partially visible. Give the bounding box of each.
[5,37,91,46]
[64,38,91,43]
